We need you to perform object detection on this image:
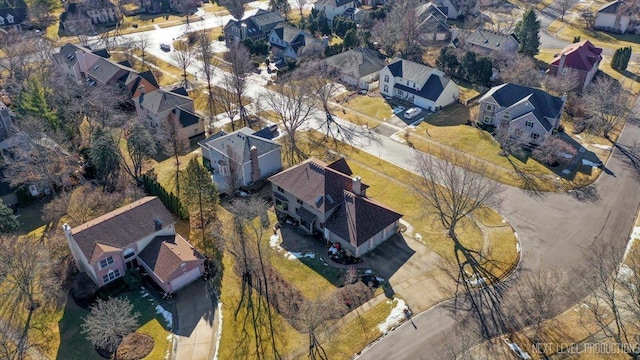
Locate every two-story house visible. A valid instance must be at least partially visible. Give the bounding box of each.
[477,83,566,145]
[55,43,111,83]
[269,158,402,257]
[458,29,520,56]
[0,0,27,31]
[314,0,356,23]
[133,87,194,128]
[379,58,459,112]
[62,196,205,293]
[416,2,451,42]
[323,48,386,90]
[548,40,603,91]
[223,9,285,45]
[198,127,282,193]
[268,24,324,60]
[594,0,633,33]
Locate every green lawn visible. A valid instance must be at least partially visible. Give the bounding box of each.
[55,290,172,360]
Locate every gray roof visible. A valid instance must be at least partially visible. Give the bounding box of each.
[481,83,565,131]
[394,72,453,101]
[324,48,386,79]
[272,23,303,43]
[136,88,193,115]
[598,0,621,13]
[0,0,27,28]
[315,0,354,7]
[251,9,285,29]
[464,29,518,51]
[199,127,281,164]
[86,57,133,84]
[386,58,437,86]
[416,2,447,22]
[70,197,176,263]
[172,106,200,128]
[56,43,90,67]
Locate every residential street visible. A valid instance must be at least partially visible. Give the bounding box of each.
[75,2,640,358]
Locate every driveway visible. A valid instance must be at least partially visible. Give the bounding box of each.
[172,281,219,360]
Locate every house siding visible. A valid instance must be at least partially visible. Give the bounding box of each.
[93,250,125,287]
[594,13,630,33]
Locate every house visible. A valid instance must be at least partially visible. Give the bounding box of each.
[62,197,205,293]
[64,0,120,25]
[323,48,386,90]
[459,29,519,56]
[0,0,27,31]
[314,0,356,23]
[55,43,111,83]
[268,24,325,60]
[169,106,204,139]
[548,40,603,90]
[133,87,195,128]
[85,57,135,86]
[593,0,631,33]
[198,127,282,192]
[0,100,16,144]
[379,58,459,111]
[477,83,566,145]
[416,3,451,42]
[123,70,160,98]
[223,9,285,45]
[417,0,478,19]
[269,158,402,257]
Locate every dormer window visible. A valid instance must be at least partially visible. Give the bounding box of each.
[0,17,4,25]
[93,65,99,70]
[7,14,13,23]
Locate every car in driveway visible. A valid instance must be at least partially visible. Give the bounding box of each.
[160,44,171,52]
[404,107,423,119]
[392,106,405,115]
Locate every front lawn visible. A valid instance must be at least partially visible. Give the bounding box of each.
[340,95,395,120]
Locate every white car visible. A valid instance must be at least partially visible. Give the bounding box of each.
[404,107,423,119]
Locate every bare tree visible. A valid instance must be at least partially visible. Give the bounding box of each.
[580,239,640,359]
[172,43,194,90]
[492,52,541,87]
[412,148,504,337]
[543,66,581,96]
[294,0,306,17]
[175,0,200,25]
[134,34,151,70]
[0,30,37,83]
[161,114,190,197]
[558,0,571,21]
[220,0,249,20]
[583,76,628,138]
[494,126,529,158]
[223,43,254,128]
[532,135,577,167]
[65,11,94,47]
[82,297,140,357]
[0,234,63,360]
[194,30,219,132]
[261,76,318,165]
[120,122,157,187]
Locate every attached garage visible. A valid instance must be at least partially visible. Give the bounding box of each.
[170,265,203,292]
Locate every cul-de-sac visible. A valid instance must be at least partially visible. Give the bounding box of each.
[0,0,639,359]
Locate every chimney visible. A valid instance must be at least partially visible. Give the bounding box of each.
[352,176,362,196]
[322,35,329,46]
[154,218,162,231]
[250,145,261,183]
[241,23,248,39]
[558,54,567,75]
[62,223,72,237]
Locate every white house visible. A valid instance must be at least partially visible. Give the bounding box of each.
[379,58,459,111]
[593,0,631,33]
[198,127,282,192]
[477,83,566,145]
[314,0,356,23]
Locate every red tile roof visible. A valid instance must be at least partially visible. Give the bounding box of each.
[551,40,602,72]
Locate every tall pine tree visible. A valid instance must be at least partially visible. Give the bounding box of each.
[515,8,541,57]
[181,158,218,246]
[17,78,59,130]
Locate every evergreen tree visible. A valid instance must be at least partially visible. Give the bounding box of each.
[269,0,290,18]
[515,8,541,57]
[612,46,632,71]
[0,200,19,234]
[475,56,493,86]
[17,78,59,130]
[437,47,459,74]
[573,36,581,43]
[90,127,120,191]
[181,158,218,245]
[343,28,359,49]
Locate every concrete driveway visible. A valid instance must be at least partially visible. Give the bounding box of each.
[172,281,218,360]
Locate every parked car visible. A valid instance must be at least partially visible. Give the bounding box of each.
[404,107,423,119]
[160,44,171,52]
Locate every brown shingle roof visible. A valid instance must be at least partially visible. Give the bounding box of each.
[138,234,204,283]
[71,197,176,262]
[326,192,402,247]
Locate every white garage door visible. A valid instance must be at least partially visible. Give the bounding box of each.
[171,266,202,292]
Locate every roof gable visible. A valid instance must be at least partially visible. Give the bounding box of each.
[385,59,437,86]
[598,0,622,13]
[199,127,281,164]
[464,29,518,51]
[71,197,176,263]
[138,234,204,282]
[324,48,386,79]
[551,40,603,72]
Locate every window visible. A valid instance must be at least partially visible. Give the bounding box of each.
[502,113,510,120]
[296,198,303,205]
[102,269,121,284]
[0,17,4,25]
[275,199,289,211]
[383,85,388,92]
[531,133,540,140]
[277,186,284,193]
[384,75,389,83]
[514,129,523,137]
[123,249,135,261]
[561,68,568,75]
[6,14,13,23]
[485,104,494,111]
[99,256,114,269]
[525,121,534,128]
[219,165,230,176]
[483,116,492,124]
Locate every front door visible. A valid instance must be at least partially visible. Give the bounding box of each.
[125,258,138,270]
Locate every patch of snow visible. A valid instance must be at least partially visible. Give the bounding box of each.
[364,269,373,274]
[516,243,521,253]
[166,334,172,340]
[592,144,612,150]
[284,251,316,260]
[582,159,602,167]
[414,233,422,241]
[140,288,149,297]
[561,169,571,175]
[213,302,223,360]
[376,276,385,283]
[503,339,531,359]
[155,305,173,329]
[377,299,407,334]
[623,227,640,258]
[618,263,634,282]
[467,273,486,286]
[269,234,279,248]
